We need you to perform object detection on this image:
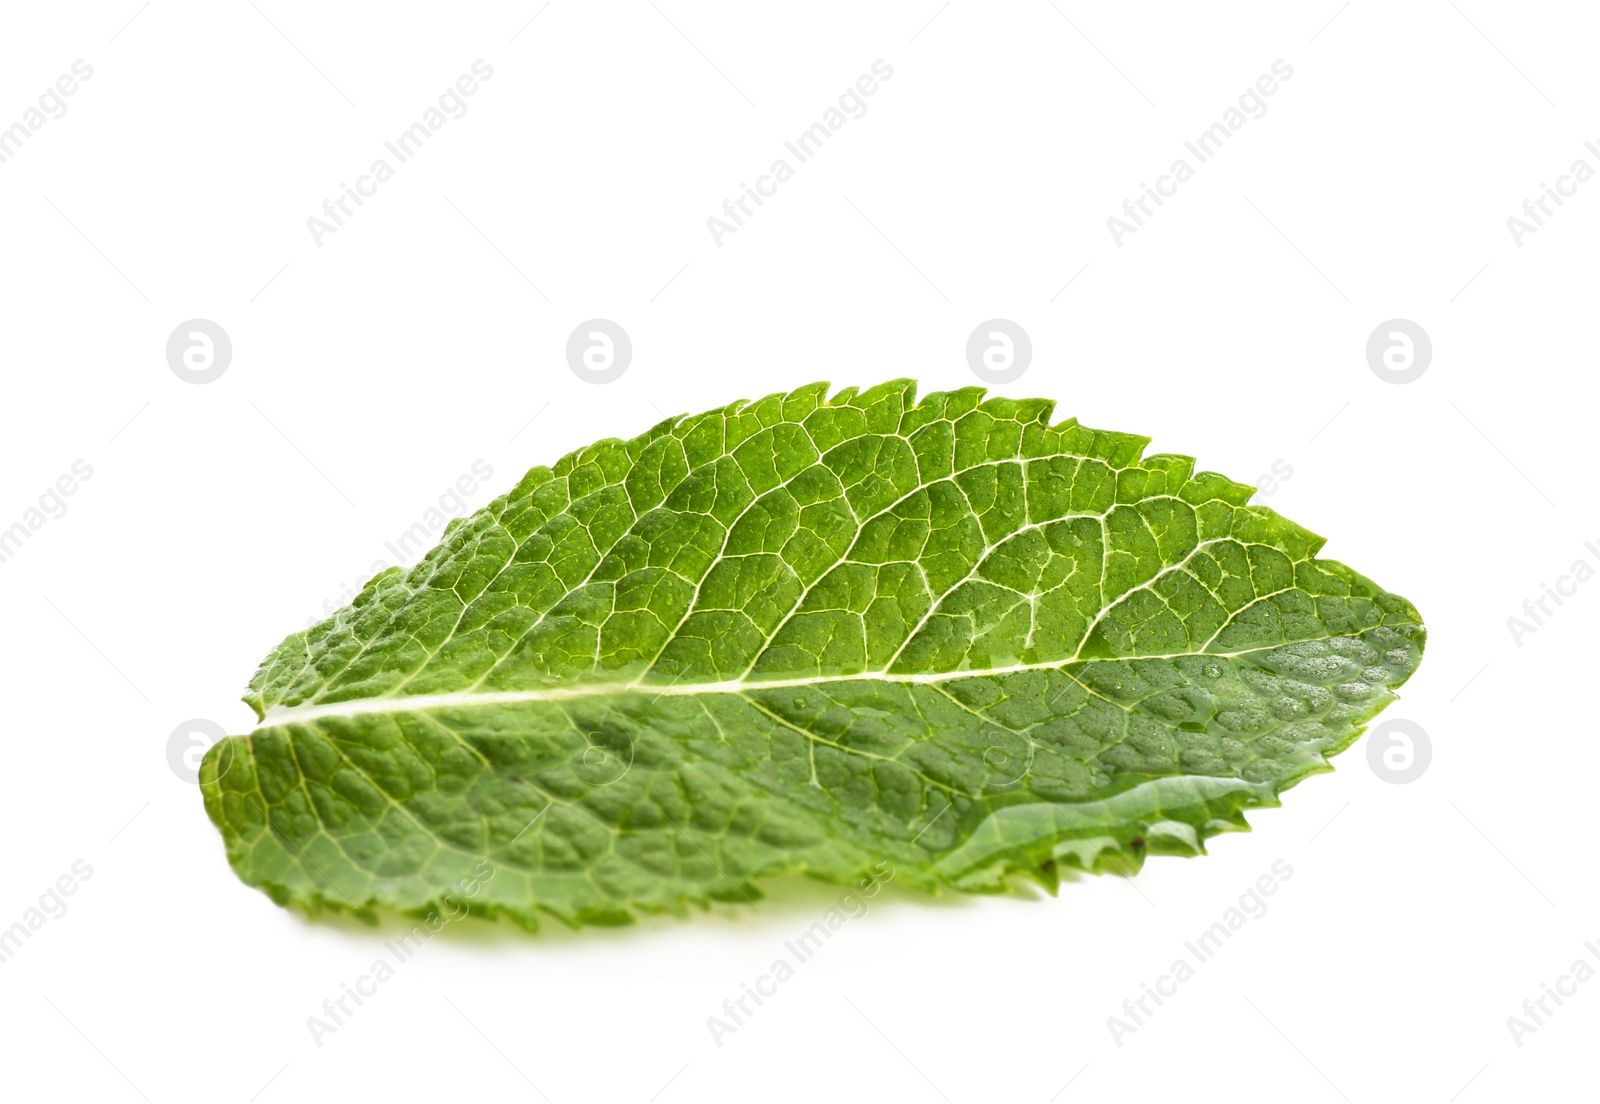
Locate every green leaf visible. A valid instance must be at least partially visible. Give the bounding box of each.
[201,380,1424,930]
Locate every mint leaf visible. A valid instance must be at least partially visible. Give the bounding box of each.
[201,381,1423,929]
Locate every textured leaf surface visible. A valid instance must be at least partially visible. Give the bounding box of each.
[201,381,1424,929]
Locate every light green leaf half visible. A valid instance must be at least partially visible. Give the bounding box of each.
[201,381,1424,930]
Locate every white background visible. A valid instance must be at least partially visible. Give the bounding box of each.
[0,2,1593,1101]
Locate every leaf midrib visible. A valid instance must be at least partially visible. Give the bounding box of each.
[251,640,1318,732]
